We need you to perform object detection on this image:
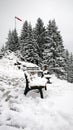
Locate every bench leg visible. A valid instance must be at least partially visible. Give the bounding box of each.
[24,87,44,99]
[24,87,30,95]
[39,88,43,98]
[45,86,47,90]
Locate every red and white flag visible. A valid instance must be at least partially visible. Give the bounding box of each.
[15,16,22,21]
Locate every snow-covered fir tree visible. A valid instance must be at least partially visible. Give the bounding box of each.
[47,19,65,77]
[68,53,73,83]
[64,49,70,80]
[42,34,53,66]
[5,30,12,50]
[20,22,39,64]
[20,20,29,60]
[20,20,28,40]
[5,29,19,52]
[34,18,46,65]
[65,50,73,83]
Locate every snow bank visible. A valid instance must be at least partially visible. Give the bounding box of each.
[0,52,24,78]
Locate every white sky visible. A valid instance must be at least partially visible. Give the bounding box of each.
[0,0,73,52]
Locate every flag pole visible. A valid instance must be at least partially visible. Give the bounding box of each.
[15,16,22,30]
[15,17,16,30]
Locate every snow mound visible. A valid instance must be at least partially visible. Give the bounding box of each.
[0,52,73,130]
[0,52,24,79]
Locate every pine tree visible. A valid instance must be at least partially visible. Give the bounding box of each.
[34,18,46,65]
[65,51,73,83]
[20,22,39,64]
[27,23,39,64]
[68,53,73,83]
[42,34,53,65]
[12,29,19,51]
[47,19,65,77]
[20,20,29,60]
[64,49,70,80]
[20,20,28,40]
[5,30,12,50]
[70,52,73,64]
[5,29,19,52]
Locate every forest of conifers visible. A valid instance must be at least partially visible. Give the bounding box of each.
[1,18,73,83]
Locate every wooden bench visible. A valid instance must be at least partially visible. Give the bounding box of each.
[24,73,51,98]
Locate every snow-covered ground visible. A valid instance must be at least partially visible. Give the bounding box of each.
[0,52,73,130]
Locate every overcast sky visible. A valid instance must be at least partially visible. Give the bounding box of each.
[0,0,73,52]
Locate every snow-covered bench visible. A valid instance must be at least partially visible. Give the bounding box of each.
[24,75,48,98]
